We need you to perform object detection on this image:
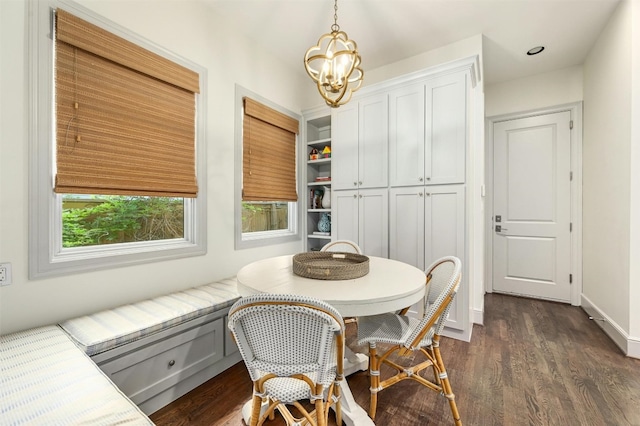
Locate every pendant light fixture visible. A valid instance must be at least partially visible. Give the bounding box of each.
[304,0,363,108]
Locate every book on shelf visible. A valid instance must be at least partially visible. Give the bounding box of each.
[312,231,330,236]
[309,188,324,209]
[314,176,331,182]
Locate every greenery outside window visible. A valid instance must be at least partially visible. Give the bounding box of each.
[62,195,184,248]
[29,1,207,278]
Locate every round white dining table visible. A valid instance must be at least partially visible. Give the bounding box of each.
[236,254,427,426]
[237,254,427,317]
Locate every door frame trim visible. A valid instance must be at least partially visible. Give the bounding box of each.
[485,102,583,306]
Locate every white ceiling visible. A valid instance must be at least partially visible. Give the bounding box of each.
[203,0,620,86]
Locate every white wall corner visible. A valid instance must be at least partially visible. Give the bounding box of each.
[581,293,638,359]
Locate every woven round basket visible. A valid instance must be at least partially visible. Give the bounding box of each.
[292,252,370,280]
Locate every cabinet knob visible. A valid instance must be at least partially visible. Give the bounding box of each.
[358,181,362,186]
[419,192,423,197]
[353,194,357,198]
[419,177,424,182]
[353,182,357,186]
[168,359,176,367]
[426,177,431,181]
[426,193,431,197]
[359,195,363,199]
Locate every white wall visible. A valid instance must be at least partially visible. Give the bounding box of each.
[0,0,313,334]
[583,0,632,335]
[364,35,483,89]
[627,0,640,348]
[485,65,583,117]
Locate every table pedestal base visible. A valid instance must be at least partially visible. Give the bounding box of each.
[343,347,369,376]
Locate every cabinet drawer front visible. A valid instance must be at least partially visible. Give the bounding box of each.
[98,318,224,405]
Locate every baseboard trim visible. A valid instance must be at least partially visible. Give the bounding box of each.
[442,323,472,343]
[628,337,640,359]
[472,308,484,326]
[581,294,639,359]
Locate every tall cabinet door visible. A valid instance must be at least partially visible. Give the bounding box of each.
[333,189,388,257]
[425,72,467,185]
[359,188,388,258]
[389,84,425,187]
[389,187,425,270]
[332,103,359,190]
[332,190,359,244]
[358,94,388,189]
[424,185,465,330]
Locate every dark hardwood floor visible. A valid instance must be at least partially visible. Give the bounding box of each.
[150,294,640,425]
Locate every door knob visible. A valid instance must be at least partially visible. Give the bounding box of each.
[495,225,508,232]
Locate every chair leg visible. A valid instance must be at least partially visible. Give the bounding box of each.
[432,342,462,426]
[315,398,326,426]
[426,345,441,385]
[333,382,343,426]
[250,393,263,426]
[368,343,379,420]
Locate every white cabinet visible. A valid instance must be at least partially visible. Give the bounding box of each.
[389,72,467,187]
[333,188,388,258]
[389,185,465,330]
[332,93,388,190]
[389,83,425,187]
[304,58,479,341]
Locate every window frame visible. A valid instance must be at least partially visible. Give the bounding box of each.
[29,0,208,279]
[234,85,301,249]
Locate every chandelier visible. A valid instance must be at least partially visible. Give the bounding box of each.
[304,0,363,108]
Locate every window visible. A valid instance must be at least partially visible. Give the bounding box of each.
[29,2,207,278]
[234,86,301,249]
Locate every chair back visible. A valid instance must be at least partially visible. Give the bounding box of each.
[228,293,345,388]
[405,256,462,349]
[320,240,362,254]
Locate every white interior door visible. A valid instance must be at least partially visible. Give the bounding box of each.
[493,111,571,302]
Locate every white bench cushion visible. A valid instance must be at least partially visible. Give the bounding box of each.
[59,277,239,356]
[0,325,153,425]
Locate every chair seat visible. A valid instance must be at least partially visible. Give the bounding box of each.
[357,313,435,347]
[264,375,320,404]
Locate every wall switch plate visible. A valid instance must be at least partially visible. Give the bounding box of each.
[0,263,13,286]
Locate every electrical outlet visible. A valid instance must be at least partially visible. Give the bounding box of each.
[0,263,13,286]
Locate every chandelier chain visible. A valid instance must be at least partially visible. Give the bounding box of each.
[331,0,340,33]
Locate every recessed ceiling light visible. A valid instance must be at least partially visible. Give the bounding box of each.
[527,46,545,56]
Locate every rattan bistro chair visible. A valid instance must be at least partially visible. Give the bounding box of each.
[227,294,345,426]
[320,240,362,254]
[356,256,463,425]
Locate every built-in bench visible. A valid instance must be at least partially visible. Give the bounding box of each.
[0,325,154,425]
[59,277,242,415]
[0,277,242,424]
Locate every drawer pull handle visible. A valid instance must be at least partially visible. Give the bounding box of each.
[168,359,176,367]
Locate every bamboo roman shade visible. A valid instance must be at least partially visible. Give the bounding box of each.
[54,9,200,198]
[243,97,299,202]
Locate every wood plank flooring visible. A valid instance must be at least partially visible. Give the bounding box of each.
[150,294,640,425]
